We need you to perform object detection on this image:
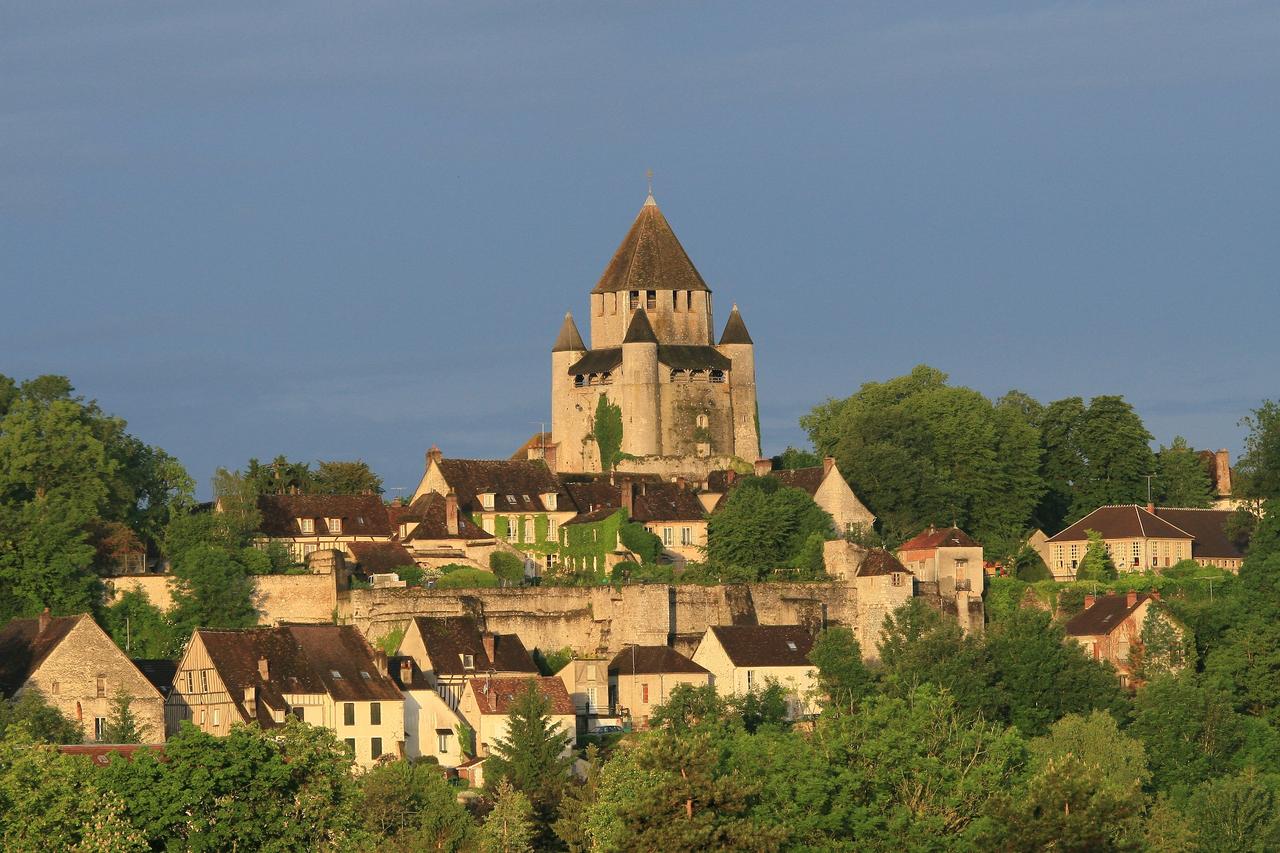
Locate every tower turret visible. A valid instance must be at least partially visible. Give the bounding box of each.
[717,304,760,461]
[551,312,588,471]
[620,308,660,458]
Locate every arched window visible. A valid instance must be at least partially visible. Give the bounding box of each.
[696,413,709,429]
[669,369,685,381]
[76,701,82,721]
[709,369,725,383]
[588,373,598,385]
[690,369,706,381]
[574,375,585,388]
[600,371,613,385]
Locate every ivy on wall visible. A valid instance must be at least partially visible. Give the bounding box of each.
[554,508,625,583]
[592,394,624,471]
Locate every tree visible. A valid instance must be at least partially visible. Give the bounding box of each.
[1130,674,1249,793]
[1155,436,1214,508]
[479,778,536,853]
[168,545,258,634]
[0,691,83,744]
[1186,770,1280,852]
[1204,616,1280,725]
[210,468,261,545]
[1237,401,1280,500]
[360,759,474,852]
[706,476,833,579]
[244,455,313,495]
[1068,395,1155,521]
[434,568,499,589]
[1076,529,1117,581]
[311,460,383,495]
[1132,602,1193,682]
[772,446,820,470]
[1011,544,1053,581]
[618,521,662,565]
[647,684,730,733]
[101,589,180,658]
[483,680,574,833]
[592,395,624,472]
[554,744,603,851]
[876,599,997,719]
[1036,396,1089,533]
[490,551,526,586]
[101,689,147,744]
[808,626,874,712]
[1027,711,1150,793]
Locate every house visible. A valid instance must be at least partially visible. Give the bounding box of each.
[255,494,393,564]
[388,655,468,767]
[346,541,419,575]
[1064,591,1187,689]
[167,624,404,769]
[1043,504,1248,577]
[411,449,576,576]
[831,547,915,656]
[391,491,500,572]
[703,457,876,538]
[626,480,708,563]
[395,616,539,710]
[0,610,166,743]
[456,676,576,786]
[609,645,711,729]
[692,625,818,719]
[897,526,984,634]
[556,657,613,734]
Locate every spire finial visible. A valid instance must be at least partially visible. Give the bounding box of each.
[644,169,656,206]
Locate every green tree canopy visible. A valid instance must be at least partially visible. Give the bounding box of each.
[1076,529,1118,581]
[808,626,875,712]
[1155,436,1214,507]
[482,680,574,835]
[360,759,474,851]
[706,476,833,579]
[312,459,383,495]
[479,778,536,853]
[1238,401,1280,500]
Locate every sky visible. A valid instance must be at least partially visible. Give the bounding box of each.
[2,1,1277,499]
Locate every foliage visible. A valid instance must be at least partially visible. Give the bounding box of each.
[210,467,262,544]
[101,689,147,744]
[553,743,604,850]
[359,759,474,851]
[533,646,573,677]
[101,589,180,658]
[0,691,83,744]
[1237,401,1280,500]
[489,551,526,585]
[591,395,624,472]
[1129,674,1252,794]
[311,459,383,495]
[479,778,536,853]
[1204,615,1280,725]
[705,476,832,579]
[456,722,476,759]
[1155,436,1214,508]
[375,625,406,656]
[434,567,499,589]
[772,446,821,470]
[483,680,574,833]
[618,521,662,565]
[1132,601,1193,682]
[808,626,874,712]
[395,564,424,587]
[1076,529,1118,581]
[168,544,258,635]
[1186,770,1280,852]
[1011,543,1053,581]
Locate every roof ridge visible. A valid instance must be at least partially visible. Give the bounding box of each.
[1134,505,1146,538]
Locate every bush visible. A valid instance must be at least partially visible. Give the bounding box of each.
[1161,559,1203,579]
[434,568,499,589]
[490,552,526,585]
[619,522,662,565]
[610,561,641,584]
[396,565,425,587]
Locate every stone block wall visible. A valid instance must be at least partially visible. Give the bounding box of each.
[105,574,338,626]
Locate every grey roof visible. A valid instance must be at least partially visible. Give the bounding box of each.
[708,625,814,667]
[623,308,659,344]
[552,312,586,353]
[592,197,710,294]
[566,348,622,375]
[718,305,753,345]
[658,345,731,371]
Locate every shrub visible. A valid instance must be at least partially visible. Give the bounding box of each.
[619,522,662,565]
[490,552,526,585]
[434,568,499,589]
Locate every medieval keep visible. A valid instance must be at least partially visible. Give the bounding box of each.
[550,193,761,475]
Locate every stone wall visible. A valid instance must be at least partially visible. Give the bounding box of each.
[105,573,339,625]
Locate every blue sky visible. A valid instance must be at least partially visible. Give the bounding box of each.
[2,2,1277,498]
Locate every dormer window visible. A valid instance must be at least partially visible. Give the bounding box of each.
[327,517,342,534]
[786,641,797,651]
[480,493,495,510]
[330,670,343,679]
[460,654,475,670]
[542,492,558,511]
[300,518,315,534]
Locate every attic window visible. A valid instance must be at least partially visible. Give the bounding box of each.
[461,654,475,670]
[330,670,343,679]
[480,493,495,510]
[786,641,798,651]
[300,518,315,534]
[327,517,342,534]
[357,516,365,525]
[360,671,371,679]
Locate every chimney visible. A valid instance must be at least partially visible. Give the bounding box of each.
[1127,589,1138,608]
[243,686,256,719]
[400,658,413,684]
[724,470,736,488]
[445,491,459,536]
[38,607,50,635]
[753,458,772,477]
[482,633,496,665]
[426,445,443,468]
[258,657,269,681]
[823,456,835,477]
[676,476,686,490]
[543,442,558,474]
[374,649,388,676]
[621,481,635,517]
[1084,594,1095,610]
[1146,502,1155,514]
[1216,449,1232,497]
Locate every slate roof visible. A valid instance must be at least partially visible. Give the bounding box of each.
[257,494,391,537]
[609,645,709,676]
[412,616,538,677]
[511,432,554,461]
[657,345,731,371]
[387,655,433,691]
[629,482,706,523]
[708,625,815,667]
[396,493,492,542]
[1064,594,1151,637]
[0,613,82,696]
[562,480,625,525]
[1153,508,1245,559]
[435,459,567,515]
[768,466,826,497]
[567,348,622,375]
[132,659,178,697]
[552,312,586,353]
[899,526,982,551]
[348,541,420,571]
[466,676,576,716]
[196,625,402,727]
[856,549,910,577]
[592,196,710,294]
[718,304,753,345]
[623,308,659,344]
[1046,506,1192,543]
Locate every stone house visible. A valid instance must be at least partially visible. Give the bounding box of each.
[609,645,711,729]
[390,491,501,572]
[255,494,393,565]
[626,479,708,563]
[556,657,614,734]
[819,545,914,658]
[692,625,818,719]
[0,611,166,743]
[456,675,576,785]
[388,655,469,767]
[395,615,539,711]
[167,624,404,769]
[1149,507,1245,572]
[1064,591,1187,689]
[703,457,876,538]
[1042,504,1246,578]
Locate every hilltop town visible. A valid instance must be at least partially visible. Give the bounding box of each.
[1,195,1277,850]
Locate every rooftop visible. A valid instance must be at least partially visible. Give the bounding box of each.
[707,624,815,668]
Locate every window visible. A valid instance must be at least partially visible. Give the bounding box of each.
[344,738,356,757]
[663,527,673,546]
[629,290,640,310]
[461,653,475,670]
[695,413,709,428]
[746,670,755,689]
[586,686,598,713]
[672,291,680,310]
[328,518,342,534]
[641,683,649,703]
[481,493,495,510]
[273,708,285,723]
[96,675,105,698]
[199,708,206,726]
[690,369,705,381]
[371,737,383,759]
[646,290,656,309]
[303,543,317,557]
[50,681,59,695]
[600,371,613,384]
[544,553,554,571]
[709,370,725,383]
[438,731,451,754]
[343,703,355,726]
[201,670,208,692]
[892,572,905,587]
[186,671,194,693]
[300,518,315,534]
[212,708,221,727]
[1132,540,1141,566]
[370,702,381,725]
[574,375,585,388]
[331,669,343,679]
[681,527,692,546]
[786,641,797,651]
[94,717,106,741]
[524,518,533,542]
[543,492,558,511]
[292,707,304,721]
[696,442,710,458]
[547,518,558,540]
[509,517,520,541]
[482,516,495,534]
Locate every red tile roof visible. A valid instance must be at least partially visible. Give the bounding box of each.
[467,676,576,716]
[436,459,566,515]
[347,541,418,572]
[257,494,391,537]
[1064,593,1150,637]
[1153,508,1245,560]
[396,492,492,542]
[1046,506,1192,543]
[412,616,537,677]
[899,526,981,551]
[610,645,709,676]
[856,549,910,577]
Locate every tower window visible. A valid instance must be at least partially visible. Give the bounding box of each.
[574,375,585,388]
[710,369,725,383]
[669,369,685,381]
[600,371,612,384]
[690,369,706,381]
[629,291,640,310]
[695,414,709,429]
[672,291,680,311]
[646,290,656,309]
[686,291,692,310]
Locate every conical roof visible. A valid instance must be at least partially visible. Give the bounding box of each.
[718,303,753,345]
[592,196,709,294]
[552,312,585,352]
[622,308,658,344]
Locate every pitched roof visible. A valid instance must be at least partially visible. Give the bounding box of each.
[629,482,706,523]
[552,312,586,353]
[657,345,731,371]
[623,308,658,344]
[609,645,709,676]
[718,304,753,345]
[387,655,433,691]
[566,348,622,375]
[562,480,625,524]
[347,541,420,571]
[132,659,178,696]
[0,613,83,696]
[411,616,538,676]
[435,458,567,515]
[708,625,814,667]
[1153,508,1245,559]
[768,466,825,497]
[1046,506,1192,544]
[256,494,391,537]
[856,549,910,577]
[511,432,555,462]
[1064,593,1151,637]
[899,526,982,551]
[466,676,576,715]
[592,197,710,294]
[396,492,492,542]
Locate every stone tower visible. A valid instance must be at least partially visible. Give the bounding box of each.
[551,193,761,474]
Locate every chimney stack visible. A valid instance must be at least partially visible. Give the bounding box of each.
[482,632,496,665]
[676,476,686,490]
[374,649,388,676]
[258,656,269,680]
[1146,502,1155,514]
[400,658,413,684]
[753,458,772,477]
[1084,594,1096,610]
[445,491,459,536]
[1151,588,1161,600]
[1127,589,1138,608]
[426,445,443,468]
[621,481,635,517]
[823,456,835,476]
[38,606,50,635]
[1216,449,1232,497]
